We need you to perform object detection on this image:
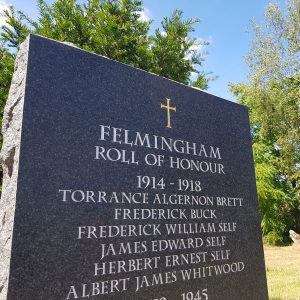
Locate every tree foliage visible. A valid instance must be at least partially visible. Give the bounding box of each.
[0,0,211,86]
[150,9,206,85]
[230,0,300,242]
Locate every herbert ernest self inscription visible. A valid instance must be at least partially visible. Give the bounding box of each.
[0,34,268,300]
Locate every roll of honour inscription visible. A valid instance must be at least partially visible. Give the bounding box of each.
[60,119,244,300]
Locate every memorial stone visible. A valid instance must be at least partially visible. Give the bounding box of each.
[0,34,268,300]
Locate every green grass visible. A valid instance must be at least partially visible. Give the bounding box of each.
[264,244,300,299]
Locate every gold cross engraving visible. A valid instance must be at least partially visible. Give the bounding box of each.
[160,98,176,128]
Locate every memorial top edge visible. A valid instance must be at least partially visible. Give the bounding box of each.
[27,34,248,111]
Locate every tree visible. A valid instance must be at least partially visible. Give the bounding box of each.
[150,9,207,85]
[1,0,152,69]
[0,0,212,86]
[230,0,300,243]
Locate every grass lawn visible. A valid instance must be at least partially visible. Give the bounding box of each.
[264,244,300,300]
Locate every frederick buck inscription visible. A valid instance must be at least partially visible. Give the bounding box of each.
[0,35,268,300]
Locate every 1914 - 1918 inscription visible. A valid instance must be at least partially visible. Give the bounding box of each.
[0,35,268,300]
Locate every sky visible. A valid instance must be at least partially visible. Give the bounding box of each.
[0,0,286,101]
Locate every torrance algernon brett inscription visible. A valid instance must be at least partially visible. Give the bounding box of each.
[0,34,268,300]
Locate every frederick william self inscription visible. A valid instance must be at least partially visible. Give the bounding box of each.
[2,35,268,299]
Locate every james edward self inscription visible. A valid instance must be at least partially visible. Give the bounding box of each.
[3,34,268,300]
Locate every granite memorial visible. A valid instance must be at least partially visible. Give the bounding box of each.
[0,34,268,299]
